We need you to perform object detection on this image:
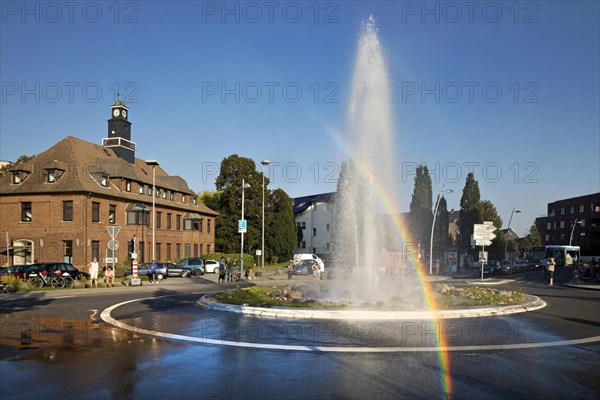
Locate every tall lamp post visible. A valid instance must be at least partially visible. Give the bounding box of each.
[504,206,521,261]
[240,179,251,279]
[430,188,453,275]
[569,219,582,246]
[261,160,270,268]
[146,160,159,262]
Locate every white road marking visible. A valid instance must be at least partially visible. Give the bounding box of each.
[100,296,600,353]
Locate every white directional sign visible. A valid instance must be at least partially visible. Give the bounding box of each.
[474,231,497,241]
[476,239,493,246]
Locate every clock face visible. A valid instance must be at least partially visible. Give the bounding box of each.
[122,110,127,118]
[113,108,121,117]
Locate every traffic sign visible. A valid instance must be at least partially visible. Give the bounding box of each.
[474,224,496,233]
[476,239,493,246]
[238,219,247,233]
[108,239,119,251]
[473,231,497,241]
[106,225,121,238]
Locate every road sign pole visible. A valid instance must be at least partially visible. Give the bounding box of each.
[481,245,485,281]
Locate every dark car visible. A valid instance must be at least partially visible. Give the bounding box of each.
[0,264,30,279]
[293,260,316,275]
[24,262,89,280]
[527,258,541,270]
[484,261,503,275]
[165,263,192,278]
[124,262,169,280]
[176,258,206,275]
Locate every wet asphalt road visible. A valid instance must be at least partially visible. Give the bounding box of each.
[1,271,599,400]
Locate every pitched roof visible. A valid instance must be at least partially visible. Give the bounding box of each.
[293,192,335,214]
[0,136,217,216]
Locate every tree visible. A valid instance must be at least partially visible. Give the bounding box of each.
[408,164,433,250]
[267,189,297,262]
[433,195,450,261]
[214,155,263,254]
[458,173,481,254]
[0,154,36,176]
[199,190,221,212]
[523,222,542,250]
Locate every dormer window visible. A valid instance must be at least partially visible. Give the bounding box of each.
[138,184,144,194]
[182,194,186,203]
[162,190,166,199]
[126,180,131,192]
[168,191,174,201]
[12,170,30,184]
[45,169,64,183]
[100,174,109,187]
[192,197,197,205]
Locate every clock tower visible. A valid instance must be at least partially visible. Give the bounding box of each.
[102,98,136,163]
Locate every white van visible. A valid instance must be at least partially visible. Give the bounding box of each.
[292,253,324,272]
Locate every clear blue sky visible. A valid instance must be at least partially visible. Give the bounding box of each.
[1,1,599,237]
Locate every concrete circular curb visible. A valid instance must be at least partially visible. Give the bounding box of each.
[196,294,546,320]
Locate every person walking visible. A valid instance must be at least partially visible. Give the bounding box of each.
[287,260,294,280]
[547,257,556,286]
[149,260,158,283]
[218,257,226,283]
[87,257,99,288]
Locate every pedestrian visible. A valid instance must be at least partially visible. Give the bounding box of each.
[287,260,294,280]
[547,257,556,286]
[218,257,226,283]
[225,258,232,282]
[104,266,115,287]
[312,261,320,280]
[149,260,158,283]
[87,257,99,288]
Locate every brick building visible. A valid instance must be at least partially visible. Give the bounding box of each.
[0,100,217,268]
[535,192,600,256]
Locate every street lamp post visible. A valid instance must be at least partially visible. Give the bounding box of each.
[504,206,521,261]
[569,219,582,246]
[146,160,159,262]
[240,179,251,279]
[261,160,270,269]
[430,188,453,275]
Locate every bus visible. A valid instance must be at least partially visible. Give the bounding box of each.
[545,245,581,266]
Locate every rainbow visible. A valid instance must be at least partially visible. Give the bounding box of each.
[329,125,453,399]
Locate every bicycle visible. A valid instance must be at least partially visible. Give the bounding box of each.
[29,271,63,288]
[0,282,16,293]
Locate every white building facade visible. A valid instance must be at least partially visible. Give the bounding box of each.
[293,193,335,259]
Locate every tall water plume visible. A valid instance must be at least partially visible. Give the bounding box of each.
[333,16,417,303]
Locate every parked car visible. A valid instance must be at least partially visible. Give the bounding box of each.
[24,262,89,280]
[500,260,512,274]
[0,264,30,279]
[176,258,205,275]
[204,260,219,273]
[124,262,169,280]
[513,260,528,272]
[485,261,503,275]
[165,263,192,278]
[293,260,317,275]
[527,258,541,270]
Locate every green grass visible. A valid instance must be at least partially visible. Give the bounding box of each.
[214,286,327,308]
[436,287,527,308]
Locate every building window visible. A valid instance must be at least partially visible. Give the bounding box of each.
[92,241,100,261]
[580,205,585,212]
[199,219,203,232]
[162,190,166,199]
[194,244,198,257]
[92,202,100,223]
[545,234,550,241]
[301,241,306,249]
[63,201,73,221]
[100,175,109,187]
[312,228,317,236]
[156,212,162,229]
[176,215,181,230]
[45,169,63,183]
[312,247,317,254]
[12,170,29,184]
[147,186,152,196]
[207,219,211,233]
[126,180,131,192]
[156,243,161,261]
[169,191,174,201]
[182,195,186,203]
[176,243,181,259]
[184,219,192,230]
[167,213,172,229]
[200,244,204,256]
[580,219,586,227]
[63,240,73,263]
[546,222,551,230]
[126,204,149,226]
[138,185,144,194]
[560,207,565,215]
[156,188,160,198]
[326,223,330,232]
[570,206,575,214]
[185,243,191,258]
[192,197,197,205]
[21,202,32,222]
[206,244,212,253]
[108,205,116,224]
[301,222,306,229]
[166,243,171,260]
[559,221,564,229]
